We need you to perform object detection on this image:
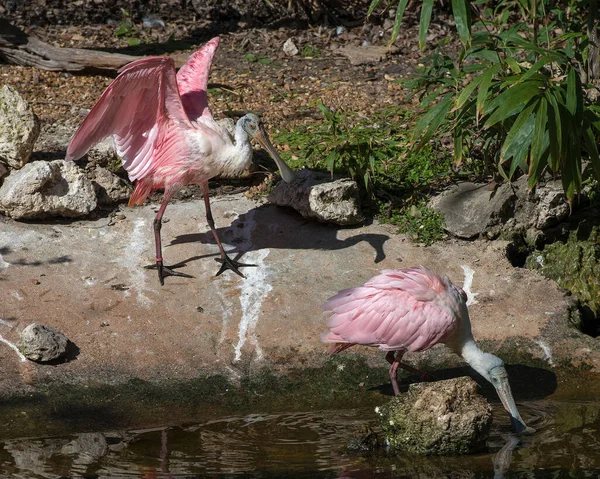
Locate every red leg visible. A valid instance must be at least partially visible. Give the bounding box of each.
[147,193,193,285]
[200,181,255,277]
[385,350,435,395]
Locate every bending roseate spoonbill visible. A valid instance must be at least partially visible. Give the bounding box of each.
[66,37,295,285]
[321,266,533,434]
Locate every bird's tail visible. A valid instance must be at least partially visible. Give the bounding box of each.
[128,180,153,207]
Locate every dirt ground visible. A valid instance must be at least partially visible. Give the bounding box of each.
[0,1,438,153]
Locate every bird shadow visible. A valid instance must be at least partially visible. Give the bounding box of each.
[168,203,390,266]
[371,364,557,402]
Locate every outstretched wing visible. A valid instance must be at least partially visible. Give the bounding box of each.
[66,56,192,182]
[321,267,458,352]
[176,37,220,122]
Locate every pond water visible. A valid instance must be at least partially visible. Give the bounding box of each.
[1,399,599,478]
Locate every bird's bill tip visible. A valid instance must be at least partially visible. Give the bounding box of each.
[494,378,533,434]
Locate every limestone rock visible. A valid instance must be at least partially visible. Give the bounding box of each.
[85,136,121,168]
[0,160,97,219]
[0,85,40,170]
[377,377,493,455]
[513,176,569,230]
[90,166,132,206]
[18,323,69,362]
[283,38,299,56]
[268,169,363,225]
[430,182,515,239]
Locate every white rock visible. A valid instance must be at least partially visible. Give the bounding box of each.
[268,169,363,225]
[18,323,69,362]
[0,85,40,170]
[283,38,299,56]
[0,160,97,219]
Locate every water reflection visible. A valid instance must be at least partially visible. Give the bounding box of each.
[1,401,600,478]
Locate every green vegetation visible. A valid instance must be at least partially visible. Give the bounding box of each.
[369,0,600,205]
[301,44,320,58]
[243,53,273,65]
[274,103,452,244]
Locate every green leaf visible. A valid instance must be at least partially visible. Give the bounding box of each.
[419,0,435,51]
[505,58,522,74]
[529,97,548,181]
[412,94,453,147]
[390,0,411,44]
[453,75,483,111]
[476,64,500,118]
[484,81,542,128]
[500,100,536,162]
[453,131,464,165]
[452,0,471,45]
[545,90,563,171]
[126,37,141,46]
[367,0,383,17]
[317,102,334,121]
[566,67,584,125]
[516,54,555,83]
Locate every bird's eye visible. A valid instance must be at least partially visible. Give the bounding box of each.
[249,123,256,130]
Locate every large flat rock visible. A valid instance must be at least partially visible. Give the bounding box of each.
[0,194,598,400]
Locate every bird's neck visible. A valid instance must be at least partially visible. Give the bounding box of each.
[459,338,494,380]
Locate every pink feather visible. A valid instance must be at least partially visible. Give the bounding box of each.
[322,266,461,352]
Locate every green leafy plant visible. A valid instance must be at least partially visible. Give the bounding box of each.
[243,53,273,65]
[114,14,142,46]
[301,44,320,58]
[274,103,410,192]
[380,200,446,245]
[369,0,600,204]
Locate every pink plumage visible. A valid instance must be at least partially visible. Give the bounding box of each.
[66,37,295,285]
[320,266,533,435]
[322,267,464,353]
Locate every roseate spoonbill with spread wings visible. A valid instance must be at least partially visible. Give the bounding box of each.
[66,37,295,285]
[321,266,533,434]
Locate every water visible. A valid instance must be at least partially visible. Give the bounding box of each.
[1,401,600,478]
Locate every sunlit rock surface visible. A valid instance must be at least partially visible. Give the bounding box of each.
[269,169,363,225]
[0,159,97,218]
[0,85,40,170]
[377,377,493,455]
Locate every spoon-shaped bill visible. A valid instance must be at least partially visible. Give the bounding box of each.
[255,124,296,183]
[493,373,535,434]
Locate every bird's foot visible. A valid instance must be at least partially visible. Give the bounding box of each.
[145,261,194,285]
[214,255,256,278]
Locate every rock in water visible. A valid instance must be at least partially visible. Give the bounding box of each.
[18,323,69,362]
[268,169,363,225]
[377,377,493,455]
[0,85,40,170]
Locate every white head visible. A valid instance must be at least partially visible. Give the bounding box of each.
[238,113,296,183]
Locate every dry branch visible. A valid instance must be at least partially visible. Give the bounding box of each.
[0,18,141,72]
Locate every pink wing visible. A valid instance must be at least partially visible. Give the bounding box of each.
[66,56,192,182]
[321,267,459,352]
[176,37,220,122]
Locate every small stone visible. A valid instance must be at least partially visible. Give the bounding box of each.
[283,38,299,56]
[18,323,69,363]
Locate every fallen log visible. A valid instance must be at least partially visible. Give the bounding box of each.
[0,18,141,72]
